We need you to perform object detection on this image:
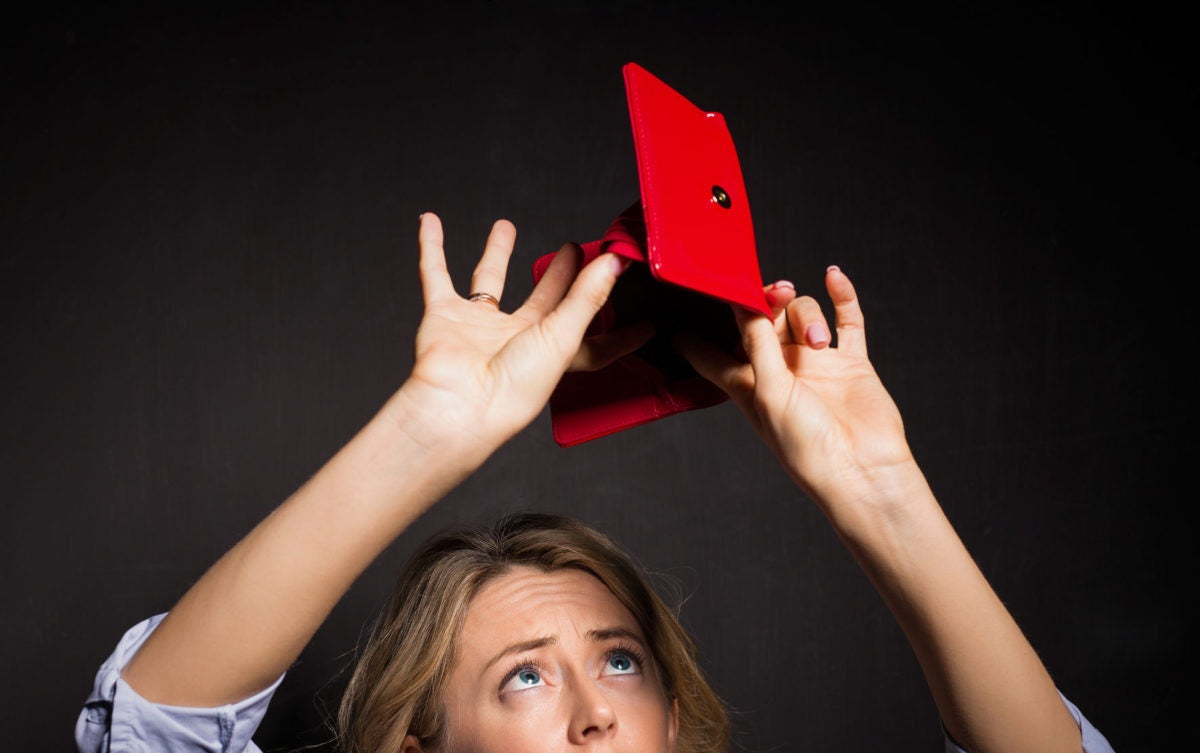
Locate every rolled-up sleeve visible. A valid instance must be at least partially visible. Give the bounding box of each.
[942,692,1116,753]
[76,614,284,753]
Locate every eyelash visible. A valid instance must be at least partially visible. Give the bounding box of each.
[605,642,647,672]
[498,642,648,691]
[500,657,548,692]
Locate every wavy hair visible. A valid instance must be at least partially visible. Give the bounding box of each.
[336,512,729,752]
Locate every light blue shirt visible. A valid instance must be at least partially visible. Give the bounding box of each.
[77,614,1115,753]
[76,615,282,753]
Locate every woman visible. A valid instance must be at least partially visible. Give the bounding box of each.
[77,213,1113,752]
[337,512,727,753]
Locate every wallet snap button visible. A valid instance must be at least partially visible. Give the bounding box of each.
[711,185,732,209]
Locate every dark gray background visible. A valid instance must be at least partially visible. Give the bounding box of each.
[3,3,1191,751]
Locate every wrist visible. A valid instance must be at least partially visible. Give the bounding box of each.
[373,381,503,482]
[809,458,940,543]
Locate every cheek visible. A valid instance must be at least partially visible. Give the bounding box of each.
[622,691,675,739]
[441,691,563,753]
[439,679,674,752]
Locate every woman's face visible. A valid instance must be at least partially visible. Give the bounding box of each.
[429,565,678,753]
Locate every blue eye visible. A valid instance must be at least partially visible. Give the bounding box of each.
[605,651,638,675]
[501,664,546,693]
[516,669,542,686]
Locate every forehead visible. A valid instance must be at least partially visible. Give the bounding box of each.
[460,566,642,650]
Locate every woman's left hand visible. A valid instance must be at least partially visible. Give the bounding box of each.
[675,268,915,516]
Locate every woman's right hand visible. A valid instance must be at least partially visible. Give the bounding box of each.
[384,213,643,470]
[119,212,643,709]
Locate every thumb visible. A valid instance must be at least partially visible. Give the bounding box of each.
[537,253,631,362]
[734,306,789,395]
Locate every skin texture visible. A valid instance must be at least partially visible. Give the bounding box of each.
[678,268,1083,753]
[121,215,644,708]
[408,567,677,753]
[117,216,1087,753]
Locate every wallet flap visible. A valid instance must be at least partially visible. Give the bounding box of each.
[623,62,771,316]
[547,360,727,447]
[598,202,648,262]
[531,63,771,447]
[532,232,732,447]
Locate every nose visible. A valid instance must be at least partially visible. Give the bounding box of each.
[567,680,617,743]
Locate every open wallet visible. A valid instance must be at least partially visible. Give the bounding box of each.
[532,62,772,447]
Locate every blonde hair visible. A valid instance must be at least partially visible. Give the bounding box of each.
[336,512,730,753]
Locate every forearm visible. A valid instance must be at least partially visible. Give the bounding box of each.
[824,464,1082,753]
[121,387,483,707]
[116,213,628,708]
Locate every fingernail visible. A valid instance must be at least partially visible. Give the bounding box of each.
[805,323,831,348]
[771,280,795,291]
[611,254,633,275]
[827,265,841,273]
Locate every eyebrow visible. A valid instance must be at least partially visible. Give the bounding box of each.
[484,636,557,671]
[483,626,648,671]
[585,626,646,646]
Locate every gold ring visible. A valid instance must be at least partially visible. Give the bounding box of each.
[468,292,500,306]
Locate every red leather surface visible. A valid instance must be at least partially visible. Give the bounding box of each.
[531,63,767,446]
[623,62,771,317]
[533,235,728,447]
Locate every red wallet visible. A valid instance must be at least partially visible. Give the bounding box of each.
[533,62,770,447]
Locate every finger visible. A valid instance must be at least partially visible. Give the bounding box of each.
[568,321,654,372]
[826,265,867,356]
[734,305,790,392]
[673,330,754,398]
[515,243,584,322]
[785,296,832,349]
[764,280,797,342]
[536,252,629,358]
[417,213,457,305]
[469,219,516,304]
[765,280,796,317]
